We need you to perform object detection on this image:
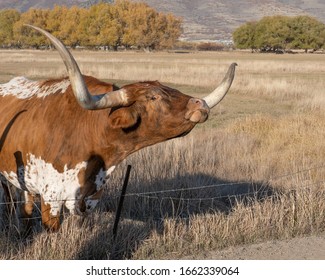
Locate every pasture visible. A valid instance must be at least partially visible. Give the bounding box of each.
[0,50,325,259]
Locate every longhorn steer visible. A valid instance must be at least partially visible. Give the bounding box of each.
[0,25,236,231]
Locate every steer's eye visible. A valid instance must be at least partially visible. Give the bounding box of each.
[150,95,159,101]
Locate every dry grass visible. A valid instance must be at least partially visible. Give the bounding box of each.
[0,50,325,259]
[1,50,324,111]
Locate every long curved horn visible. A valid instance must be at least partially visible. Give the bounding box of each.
[203,63,237,108]
[25,24,129,110]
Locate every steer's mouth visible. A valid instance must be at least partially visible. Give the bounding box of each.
[185,97,210,123]
[185,108,209,123]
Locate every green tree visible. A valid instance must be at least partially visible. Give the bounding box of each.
[233,15,325,52]
[233,21,258,51]
[289,15,325,52]
[255,16,291,51]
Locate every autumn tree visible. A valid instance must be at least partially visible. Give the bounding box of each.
[121,2,160,50]
[0,1,183,50]
[47,5,88,48]
[80,2,121,49]
[159,13,183,49]
[0,9,20,47]
[118,0,182,50]
[13,8,50,48]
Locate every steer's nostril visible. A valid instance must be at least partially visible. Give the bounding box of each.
[189,98,207,108]
[190,98,201,104]
[187,98,210,115]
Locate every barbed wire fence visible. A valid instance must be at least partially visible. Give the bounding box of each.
[0,163,325,223]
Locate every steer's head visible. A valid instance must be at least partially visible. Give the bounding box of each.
[106,62,235,149]
[107,81,210,142]
[26,25,236,146]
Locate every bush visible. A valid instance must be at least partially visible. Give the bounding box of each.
[233,15,325,53]
[197,42,224,51]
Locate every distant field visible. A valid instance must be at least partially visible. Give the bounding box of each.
[0,50,325,259]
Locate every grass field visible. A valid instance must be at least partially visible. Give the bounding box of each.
[0,50,325,259]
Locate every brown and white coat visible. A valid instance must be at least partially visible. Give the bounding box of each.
[0,25,236,231]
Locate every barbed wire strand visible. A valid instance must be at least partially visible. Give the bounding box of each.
[0,163,324,206]
[5,179,325,222]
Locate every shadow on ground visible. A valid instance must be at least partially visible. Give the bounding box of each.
[80,172,278,259]
[0,172,279,260]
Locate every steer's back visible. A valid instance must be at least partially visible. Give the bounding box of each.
[0,75,116,174]
[0,76,73,172]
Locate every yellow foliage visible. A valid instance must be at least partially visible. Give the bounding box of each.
[1,0,182,50]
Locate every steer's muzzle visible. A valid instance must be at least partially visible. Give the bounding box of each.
[185,98,210,123]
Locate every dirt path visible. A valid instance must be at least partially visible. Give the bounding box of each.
[183,235,325,260]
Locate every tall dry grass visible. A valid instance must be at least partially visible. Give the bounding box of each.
[1,50,324,110]
[0,50,325,259]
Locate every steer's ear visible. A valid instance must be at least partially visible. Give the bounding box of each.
[108,108,140,129]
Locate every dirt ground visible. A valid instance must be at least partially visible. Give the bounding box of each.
[183,235,325,260]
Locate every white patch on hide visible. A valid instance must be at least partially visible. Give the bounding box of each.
[95,166,116,191]
[0,77,70,99]
[0,154,116,216]
[84,198,99,213]
[84,166,116,213]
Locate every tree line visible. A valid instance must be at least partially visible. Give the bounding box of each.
[233,15,325,53]
[0,0,182,50]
